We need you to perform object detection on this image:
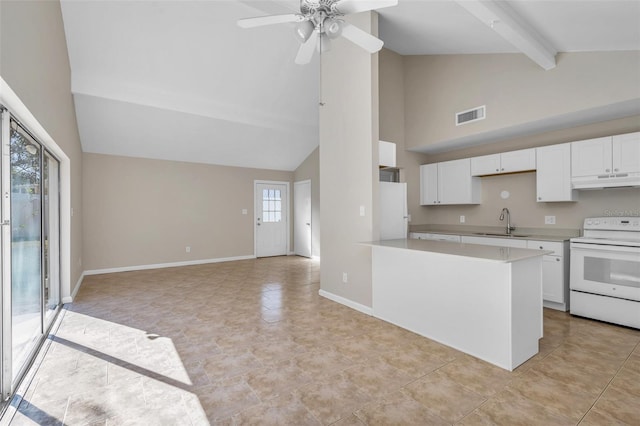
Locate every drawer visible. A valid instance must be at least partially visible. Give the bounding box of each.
[527,240,564,256]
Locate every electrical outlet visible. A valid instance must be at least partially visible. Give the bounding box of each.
[342,272,348,283]
[545,216,556,225]
[460,215,465,223]
[242,209,247,215]
[359,206,365,217]
[186,246,191,253]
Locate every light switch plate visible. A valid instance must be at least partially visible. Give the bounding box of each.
[460,215,465,223]
[242,209,247,215]
[545,215,556,225]
[359,206,365,216]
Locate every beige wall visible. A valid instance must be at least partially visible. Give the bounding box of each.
[379,48,430,226]
[293,147,320,258]
[82,153,293,271]
[0,0,84,295]
[404,51,640,150]
[320,12,378,308]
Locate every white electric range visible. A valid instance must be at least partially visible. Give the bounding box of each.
[570,217,640,329]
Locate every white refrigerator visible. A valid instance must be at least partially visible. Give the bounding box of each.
[380,181,408,240]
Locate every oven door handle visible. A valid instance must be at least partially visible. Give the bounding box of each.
[571,242,640,254]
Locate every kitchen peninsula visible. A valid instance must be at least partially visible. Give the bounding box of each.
[369,239,551,371]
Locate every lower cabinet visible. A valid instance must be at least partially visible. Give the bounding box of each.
[411,232,461,242]
[460,235,527,248]
[459,236,569,311]
[527,240,569,311]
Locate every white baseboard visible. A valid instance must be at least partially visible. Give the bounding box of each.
[318,289,372,316]
[83,255,256,276]
[62,272,85,303]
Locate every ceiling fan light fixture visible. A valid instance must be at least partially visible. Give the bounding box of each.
[294,20,315,42]
[324,18,343,39]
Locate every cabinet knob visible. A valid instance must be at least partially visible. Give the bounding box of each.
[556,258,560,262]
[614,168,619,172]
[501,168,504,171]
[538,197,542,200]
[539,246,543,249]
[496,168,499,172]
[606,168,610,172]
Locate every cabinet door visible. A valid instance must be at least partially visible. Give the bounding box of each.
[501,148,536,173]
[536,143,576,202]
[471,154,501,176]
[612,132,640,173]
[419,164,439,205]
[542,255,564,303]
[571,137,612,176]
[438,159,473,204]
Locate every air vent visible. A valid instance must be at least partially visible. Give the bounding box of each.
[456,105,486,126]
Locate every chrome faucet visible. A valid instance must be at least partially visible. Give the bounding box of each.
[499,208,516,235]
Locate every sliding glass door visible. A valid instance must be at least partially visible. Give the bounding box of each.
[0,110,61,399]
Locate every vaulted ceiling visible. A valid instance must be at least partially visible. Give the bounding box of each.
[60,0,640,171]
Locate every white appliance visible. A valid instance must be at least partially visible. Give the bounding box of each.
[571,172,640,189]
[570,217,640,329]
[379,182,408,240]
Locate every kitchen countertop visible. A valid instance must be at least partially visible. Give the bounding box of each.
[366,239,552,263]
[408,224,579,242]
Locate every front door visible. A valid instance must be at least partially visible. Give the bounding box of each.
[294,180,311,258]
[255,182,288,257]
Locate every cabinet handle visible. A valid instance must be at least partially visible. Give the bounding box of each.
[606,168,610,172]
[556,258,560,262]
[539,246,543,249]
[614,168,619,172]
[538,197,542,200]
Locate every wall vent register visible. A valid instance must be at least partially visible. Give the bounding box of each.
[456,105,486,126]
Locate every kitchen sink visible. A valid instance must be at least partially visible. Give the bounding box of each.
[473,232,530,238]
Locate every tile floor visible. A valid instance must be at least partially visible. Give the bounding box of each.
[4,256,640,425]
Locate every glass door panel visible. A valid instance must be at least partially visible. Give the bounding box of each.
[43,152,60,325]
[9,121,42,380]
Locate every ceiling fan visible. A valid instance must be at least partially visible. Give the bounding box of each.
[238,0,398,65]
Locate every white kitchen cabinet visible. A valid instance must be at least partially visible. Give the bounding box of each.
[571,132,640,177]
[410,232,461,242]
[527,240,569,310]
[612,132,640,173]
[419,163,439,205]
[471,148,536,176]
[460,235,527,248]
[420,159,481,205]
[379,140,396,167]
[536,143,577,202]
[571,136,613,177]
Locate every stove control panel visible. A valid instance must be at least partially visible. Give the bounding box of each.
[584,217,640,231]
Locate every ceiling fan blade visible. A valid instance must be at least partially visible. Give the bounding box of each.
[333,0,398,15]
[295,30,319,65]
[340,22,384,53]
[237,13,302,28]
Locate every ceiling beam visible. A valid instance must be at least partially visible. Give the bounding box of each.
[455,0,557,70]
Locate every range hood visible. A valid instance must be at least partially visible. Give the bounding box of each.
[572,172,640,189]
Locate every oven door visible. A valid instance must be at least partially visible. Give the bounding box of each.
[570,242,640,301]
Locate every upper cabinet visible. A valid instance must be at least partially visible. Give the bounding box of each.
[571,136,613,176]
[571,132,640,189]
[420,159,481,205]
[379,140,397,168]
[471,148,536,176]
[536,143,577,202]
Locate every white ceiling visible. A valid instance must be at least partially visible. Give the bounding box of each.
[60,0,640,170]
